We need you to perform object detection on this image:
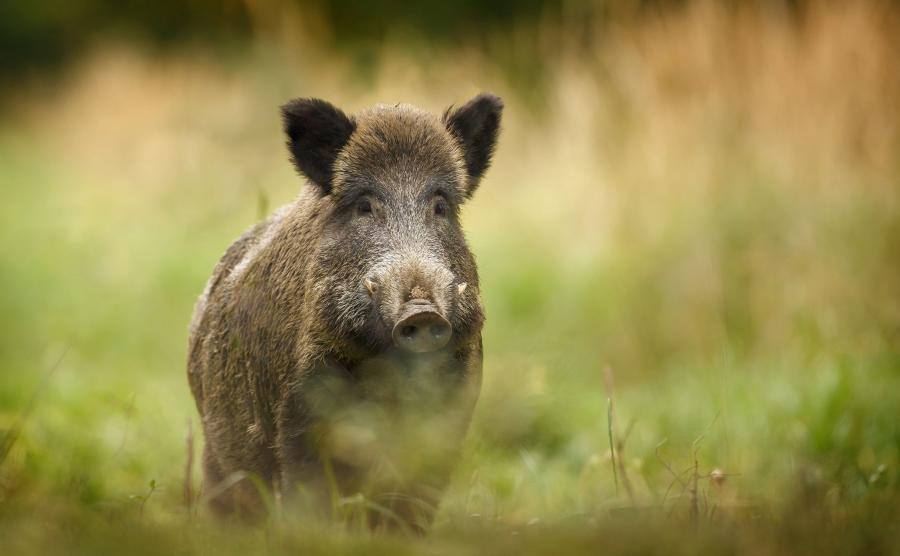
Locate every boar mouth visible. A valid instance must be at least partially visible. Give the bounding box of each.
[391,300,452,354]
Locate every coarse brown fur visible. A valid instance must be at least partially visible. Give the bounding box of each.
[188,94,502,531]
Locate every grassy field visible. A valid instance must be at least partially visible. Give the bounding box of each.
[1,1,899,553]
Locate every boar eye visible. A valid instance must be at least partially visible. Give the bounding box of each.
[356,198,373,216]
[434,198,448,217]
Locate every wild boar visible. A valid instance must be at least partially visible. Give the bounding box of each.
[188,93,502,530]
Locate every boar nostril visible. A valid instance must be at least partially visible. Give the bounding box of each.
[393,307,452,353]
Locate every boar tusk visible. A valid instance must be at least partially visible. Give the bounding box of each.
[365,278,378,297]
[457,282,467,295]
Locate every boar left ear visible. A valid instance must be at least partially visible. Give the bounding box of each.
[281,98,356,194]
[444,93,503,197]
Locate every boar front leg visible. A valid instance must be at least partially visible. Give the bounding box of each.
[276,359,357,517]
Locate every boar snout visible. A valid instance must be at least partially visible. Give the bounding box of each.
[392,299,452,353]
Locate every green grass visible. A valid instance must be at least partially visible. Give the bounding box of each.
[1,5,900,551]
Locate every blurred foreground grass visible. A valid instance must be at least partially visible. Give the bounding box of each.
[1,1,899,553]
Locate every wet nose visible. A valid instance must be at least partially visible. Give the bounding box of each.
[392,300,452,353]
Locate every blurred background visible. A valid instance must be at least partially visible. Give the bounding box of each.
[1,0,898,553]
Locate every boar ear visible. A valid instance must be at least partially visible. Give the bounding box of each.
[281,98,355,194]
[444,93,503,197]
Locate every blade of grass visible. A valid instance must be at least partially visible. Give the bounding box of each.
[607,397,619,496]
[0,346,68,467]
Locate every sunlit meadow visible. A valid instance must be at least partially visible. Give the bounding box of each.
[1,1,898,553]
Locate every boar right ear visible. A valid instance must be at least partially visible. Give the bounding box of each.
[281,98,355,194]
[444,93,503,197]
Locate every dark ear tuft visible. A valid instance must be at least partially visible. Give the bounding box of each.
[281,98,355,194]
[444,93,503,196]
